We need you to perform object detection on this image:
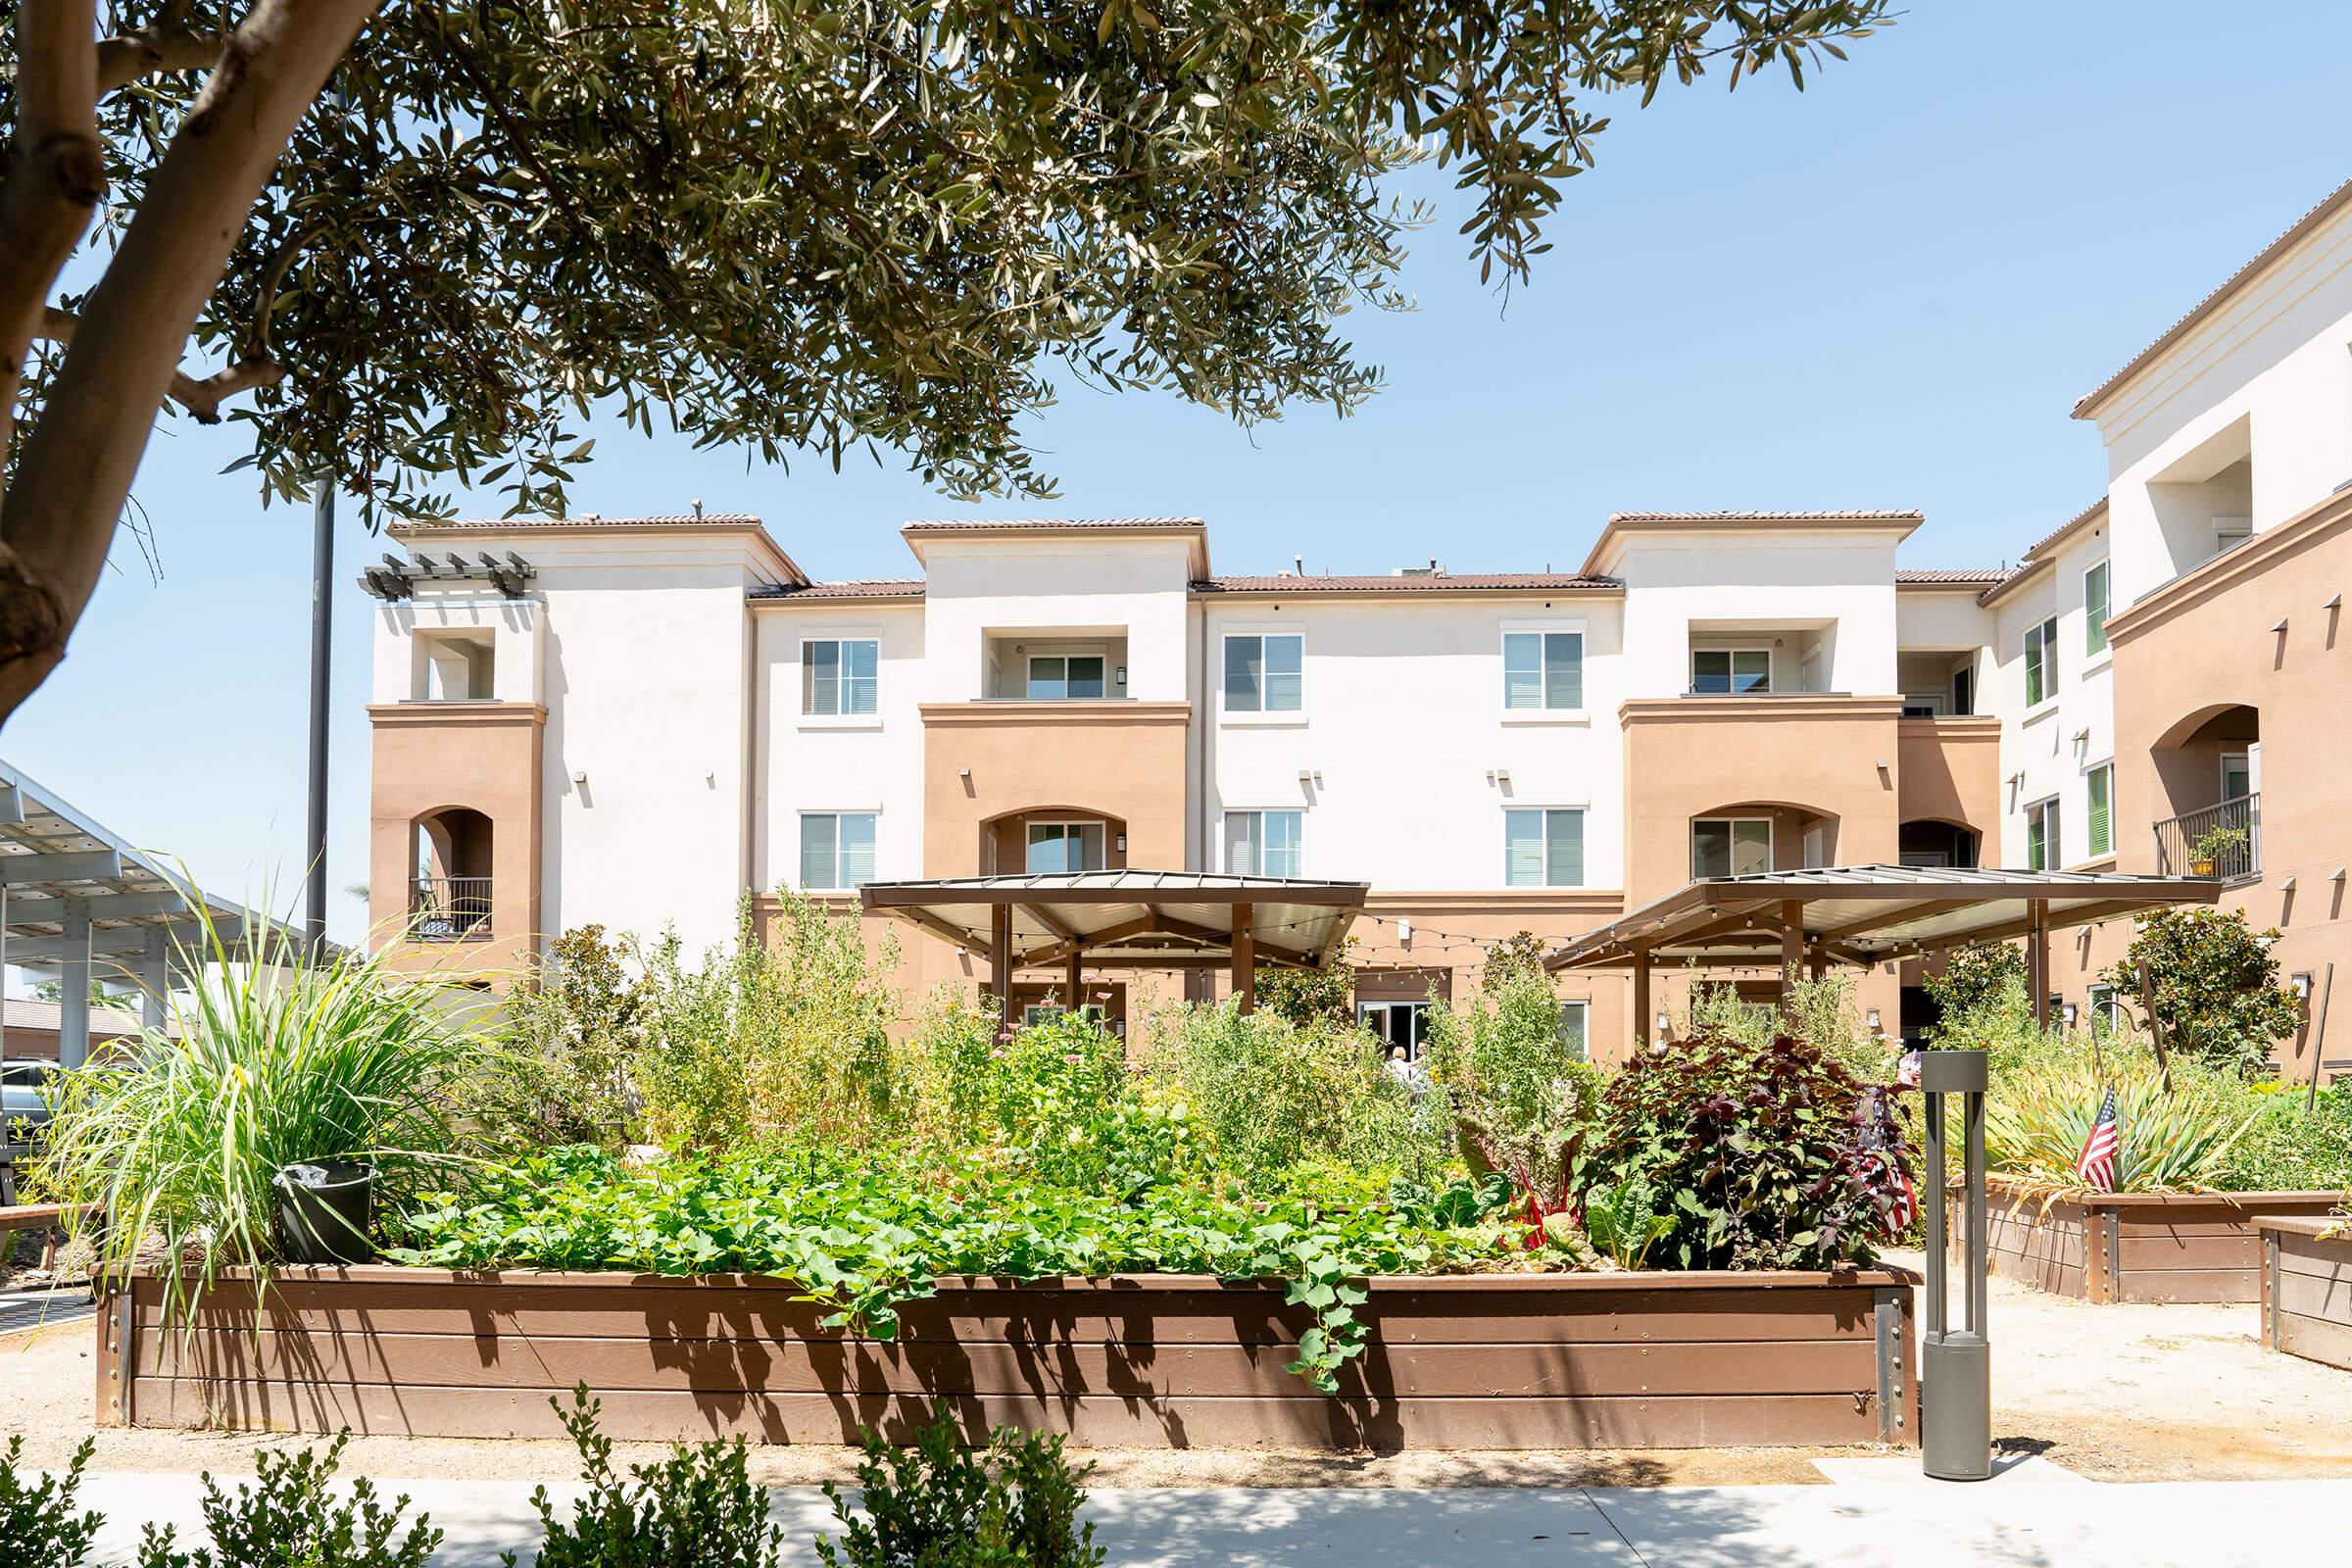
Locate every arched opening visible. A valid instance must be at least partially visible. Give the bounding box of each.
[2150,703,2260,878]
[412,807,494,938]
[1899,818,1981,869]
[1689,801,1842,878]
[979,806,1130,875]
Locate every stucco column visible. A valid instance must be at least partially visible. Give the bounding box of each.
[58,898,90,1070]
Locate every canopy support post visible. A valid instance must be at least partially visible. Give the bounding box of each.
[1781,901,1804,1023]
[1631,945,1651,1055]
[141,926,170,1031]
[1064,949,1083,1013]
[989,903,1013,1017]
[1231,902,1255,1015]
[59,898,91,1070]
[2027,899,2050,1028]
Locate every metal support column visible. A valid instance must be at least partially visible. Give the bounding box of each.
[2027,899,2049,1028]
[1231,903,1255,1015]
[58,898,91,1070]
[989,904,1012,1014]
[1631,945,1651,1054]
[141,926,170,1031]
[1780,900,1804,1022]
[1921,1048,1991,1481]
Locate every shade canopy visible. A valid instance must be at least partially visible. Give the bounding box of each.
[860,869,1366,973]
[1544,863,2221,973]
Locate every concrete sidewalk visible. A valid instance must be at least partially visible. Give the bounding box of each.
[62,1462,2352,1567]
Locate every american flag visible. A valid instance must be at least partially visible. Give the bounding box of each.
[2076,1086,2121,1193]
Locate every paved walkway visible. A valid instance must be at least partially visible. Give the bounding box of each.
[60,1461,2352,1567]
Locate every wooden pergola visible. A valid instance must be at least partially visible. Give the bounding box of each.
[1542,863,2223,1052]
[860,869,1367,1014]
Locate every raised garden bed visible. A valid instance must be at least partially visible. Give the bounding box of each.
[2258,1216,2352,1372]
[1967,1178,2348,1303]
[97,1265,1919,1451]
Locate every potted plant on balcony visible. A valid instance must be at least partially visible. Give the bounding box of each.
[2189,823,2249,877]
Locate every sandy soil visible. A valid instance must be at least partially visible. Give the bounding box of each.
[5,1254,2347,1488]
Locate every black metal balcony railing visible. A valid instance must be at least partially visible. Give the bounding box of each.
[2154,794,2260,881]
[411,876,493,939]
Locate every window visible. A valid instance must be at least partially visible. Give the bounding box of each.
[1026,821,1106,874]
[2083,562,2110,658]
[1357,1000,1433,1059]
[2220,753,2252,802]
[1691,818,1772,879]
[1503,630,1583,711]
[1026,654,1105,700]
[800,811,876,889]
[2023,617,2057,707]
[1503,808,1585,887]
[2086,762,2114,858]
[2026,797,2060,871]
[1556,1001,1589,1061]
[804,639,879,716]
[1224,633,1302,712]
[416,631,494,701]
[1224,809,1303,877]
[1691,649,1771,695]
[2086,984,2124,1033]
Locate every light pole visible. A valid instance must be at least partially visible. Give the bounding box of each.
[1921,1048,1991,1481]
[304,474,333,956]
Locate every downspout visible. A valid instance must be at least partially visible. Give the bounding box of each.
[742,590,761,919]
[1191,592,1206,872]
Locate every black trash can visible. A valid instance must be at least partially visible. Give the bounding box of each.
[272,1159,376,1265]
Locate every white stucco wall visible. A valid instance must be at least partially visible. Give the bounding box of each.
[751,602,927,893]
[913,537,1197,704]
[2091,201,2352,603]
[1201,593,1627,891]
[1610,532,1906,698]
[1984,518,2118,869]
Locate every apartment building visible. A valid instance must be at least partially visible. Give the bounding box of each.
[366,177,2352,1072]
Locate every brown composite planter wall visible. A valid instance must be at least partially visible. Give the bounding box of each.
[97,1266,1918,1451]
[1968,1179,2348,1303]
[2258,1217,2352,1372]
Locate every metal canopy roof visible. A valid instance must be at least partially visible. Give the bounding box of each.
[1544,864,2223,972]
[860,870,1367,970]
[0,758,273,974]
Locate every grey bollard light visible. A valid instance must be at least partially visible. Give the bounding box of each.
[1920,1048,1991,1482]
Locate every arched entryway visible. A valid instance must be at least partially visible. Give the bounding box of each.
[412,807,493,939]
[1899,818,1981,869]
[2149,703,2260,878]
[979,806,1129,875]
[1689,801,1842,878]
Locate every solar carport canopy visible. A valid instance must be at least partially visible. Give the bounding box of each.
[1543,863,2222,972]
[860,869,1367,970]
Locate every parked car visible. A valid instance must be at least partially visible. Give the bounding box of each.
[1,1060,58,1141]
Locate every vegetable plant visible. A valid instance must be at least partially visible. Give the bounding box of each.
[1583,1177,1675,1271]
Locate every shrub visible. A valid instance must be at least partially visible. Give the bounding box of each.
[1924,943,2028,1022]
[1984,1047,2261,1193]
[2223,1081,2352,1192]
[628,895,904,1152]
[1253,959,1354,1028]
[470,924,643,1152]
[1579,1029,1910,1269]
[136,1436,441,1568]
[2102,907,2304,1074]
[1423,964,1594,1136]
[0,1435,101,1568]
[816,1415,1102,1568]
[520,1389,788,1568]
[35,906,480,1325]
[1140,1003,1445,1184]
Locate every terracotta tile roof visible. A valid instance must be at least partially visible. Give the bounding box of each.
[1605,510,1926,523]
[1894,568,2009,585]
[901,516,1203,532]
[749,579,925,601]
[391,513,765,532]
[1197,572,1618,594]
[1976,497,2110,606]
[2075,177,2352,419]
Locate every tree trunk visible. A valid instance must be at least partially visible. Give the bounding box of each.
[0,0,382,727]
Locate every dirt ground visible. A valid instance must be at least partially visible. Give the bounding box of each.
[4,1252,2348,1488]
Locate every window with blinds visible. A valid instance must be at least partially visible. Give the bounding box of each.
[2086,762,2113,858]
[2083,562,2110,658]
[1504,808,1585,887]
[2024,617,2057,707]
[1503,630,1584,710]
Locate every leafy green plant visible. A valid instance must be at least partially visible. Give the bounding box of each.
[135,1436,440,1568]
[2101,908,2304,1074]
[1253,958,1355,1028]
[1984,1053,2261,1194]
[1924,943,2029,1025]
[34,899,482,1326]
[1580,1029,1910,1269]
[816,1415,1102,1568]
[1583,1176,1675,1270]
[2228,1082,2352,1192]
[467,924,644,1152]
[1423,964,1595,1137]
[2189,822,2250,867]
[0,1435,102,1568]
[517,1388,787,1568]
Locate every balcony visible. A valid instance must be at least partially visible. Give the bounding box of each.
[2154,794,2260,882]
[411,876,493,940]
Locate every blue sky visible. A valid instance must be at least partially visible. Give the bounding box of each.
[6,0,2349,945]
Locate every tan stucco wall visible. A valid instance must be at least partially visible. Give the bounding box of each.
[368,702,546,979]
[918,702,1192,877]
[2107,492,2352,1074]
[1620,696,1905,902]
[1895,715,2001,840]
